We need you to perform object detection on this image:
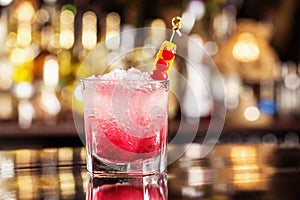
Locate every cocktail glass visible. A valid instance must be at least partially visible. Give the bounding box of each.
[81,73,169,175]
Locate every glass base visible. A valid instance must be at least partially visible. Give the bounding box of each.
[87,155,166,176]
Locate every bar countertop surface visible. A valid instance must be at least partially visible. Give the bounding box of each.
[1,142,300,199]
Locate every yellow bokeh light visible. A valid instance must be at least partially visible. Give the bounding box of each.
[17,23,32,47]
[105,30,120,50]
[13,82,34,98]
[106,12,120,32]
[18,99,35,129]
[11,48,27,64]
[105,12,120,50]
[10,47,34,65]
[13,67,32,82]
[232,32,260,62]
[58,50,72,76]
[16,1,35,22]
[49,33,61,50]
[43,55,59,87]
[82,11,97,50]
[35,8,50,24]
[10,48,34,82]
[59,9,75,49]
[151,18,166,28]
[60,10,74,27]
[82,30,97,50]
[6,32,17,50]
[59,29,74,49]
[83,11,97,31]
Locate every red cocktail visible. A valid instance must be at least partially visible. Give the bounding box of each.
[81,68,169,175]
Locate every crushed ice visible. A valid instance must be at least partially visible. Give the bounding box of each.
[93,68,165,91]
[99,68,152,81]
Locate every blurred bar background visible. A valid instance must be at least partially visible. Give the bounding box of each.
[0,0,299,146]
[1,1,300,199]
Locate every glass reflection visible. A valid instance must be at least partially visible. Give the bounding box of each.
[168,144,214,199]
[0,154,14,179]
[86,173,167,200]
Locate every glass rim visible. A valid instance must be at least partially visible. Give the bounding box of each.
[80,77,169,83]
